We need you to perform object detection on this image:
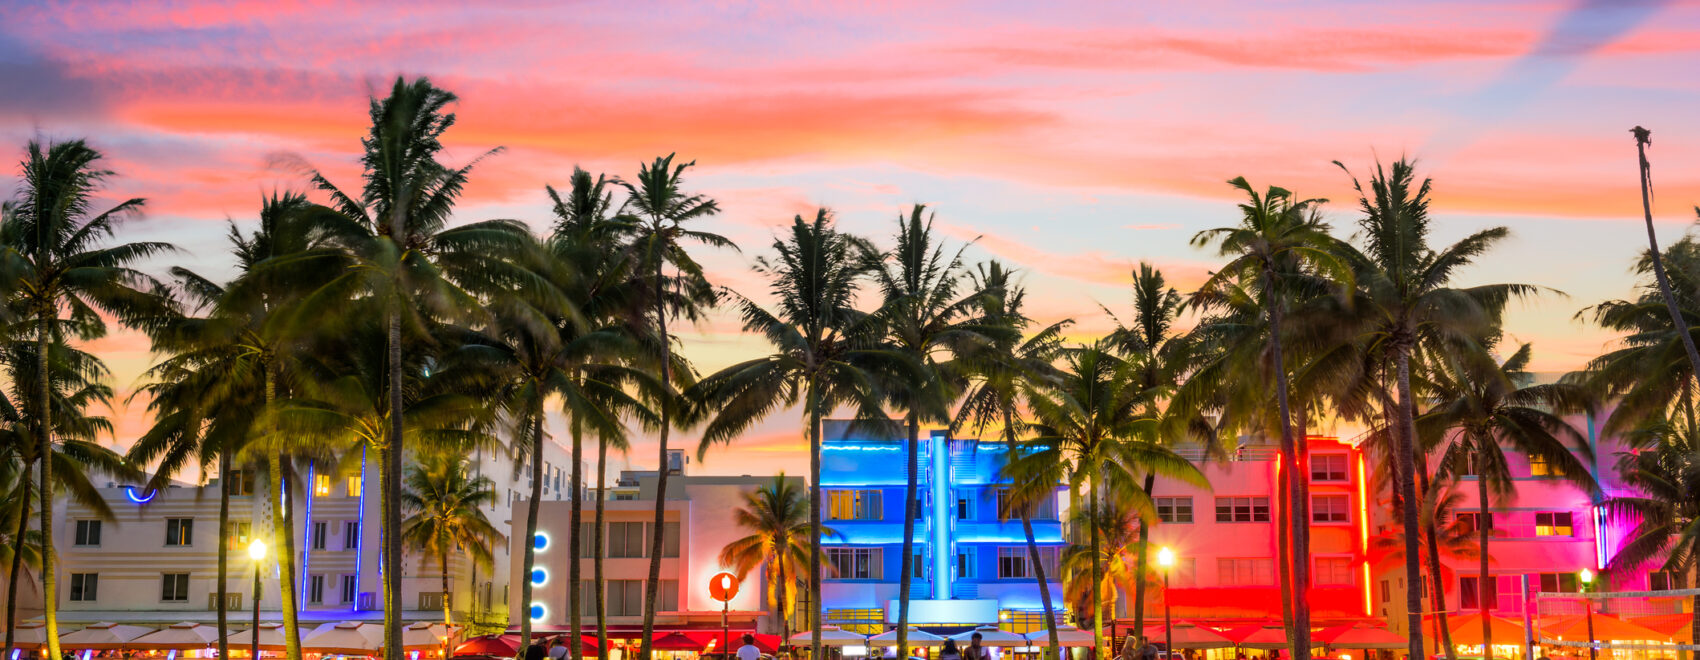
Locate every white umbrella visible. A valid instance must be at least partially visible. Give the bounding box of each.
[130,622,222,651]
[224,623,288,652]
[949,627,1028,648]
[304,621,384,655]
[787,627,867,647]
[1024,627,1095,648]
[402,622,453,651]
[8,622,48,650]
[60,622,154,650]
[868,630,946,648]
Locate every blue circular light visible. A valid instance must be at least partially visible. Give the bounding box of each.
[533,532,549,551]
[530,602,546,621]
[531,568,548,586]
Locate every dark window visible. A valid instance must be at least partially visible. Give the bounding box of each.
[165,518,193,546]
[70,573,98,601]
[958,549,974,579]
[1156,497,1193,523]
[74,520,101,546]
[161,573,190,602]
[1538,573,1580,593]
[308,575,325,604]
[311,521,327,551]
[1652,571,1687,591]
[1214,497,1269,522]
[662,522,680,558]
[1457,513,1493,535]
[343,521,360,549]
[227,469,255,497]
[1310,454,1349,481]
[1312,495,1350,523]
[1460,576,1497,610]
[340,575,357,603]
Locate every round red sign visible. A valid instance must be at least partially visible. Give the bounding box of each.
[708,572,740,602]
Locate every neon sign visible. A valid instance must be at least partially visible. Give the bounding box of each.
[124,486,158,504]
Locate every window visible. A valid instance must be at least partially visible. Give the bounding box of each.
[996,489,1057,520]
[609,522,646,558]
[1167,557,1197,587]
[346,475,362,497]
[1380,579,1391,604]
[165,518,194,546]
[956,493,972,520]
[1652,571,1688,591]
[74,520,101,547]
[339,575,357,603]
[343,521,360,549]
[825,547,883,580]
[308,575,325,604]
[826,490,882,521]
[70,573,98,602]
[999,547,1039,579]
[227,469,255,496]
[1217,558,1274,586]
[913,552,925,580]
[1312,495,1350,523]
[1156,497,1193,523]
[608,580,643,616]
[314,474,331,496]
[959,549,976,579]
[662,521,680,558]
[1535,512,1574,537]
[419,592,445,611]
[1215,497,1270,523]
[659,580,679,612]
[1315,557,1354,586]
[161,573,190,602]
[579,523,597,558]
[1529,454,1556,477]
[1460,576,1497,610]
[311,522,327,551]
[228,522,252,551]
[1311,454,1348,482]
[1538,572,1580,594]
[1457,512,1493,535]
[1456,452,1480,476]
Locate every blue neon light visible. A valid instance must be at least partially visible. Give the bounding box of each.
[534,532,549,551]
[531,568,548,586]
[302,461,316,603]
[353,449,367,612]
[530,602,546,621]
[823,445,903,452]
[123,486,158,504]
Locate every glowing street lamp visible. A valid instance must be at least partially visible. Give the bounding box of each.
[1579,568,1597,660]
[250,539,268,660]
[1157,547,1176,658]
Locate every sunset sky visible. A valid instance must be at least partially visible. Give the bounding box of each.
[3,0,1699,482]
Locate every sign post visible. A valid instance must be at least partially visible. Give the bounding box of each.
[710,572,741,660]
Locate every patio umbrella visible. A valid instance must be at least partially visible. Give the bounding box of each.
[60,622,155,650]
[1445,613,1526,646]
[1315,625,1408,650]
[224,623,289,652]
[454,635,522,657]
[651,633,706,652]
[869,630,946,647]
[402,623,453,651]
[787,627,866,647]
[8,622,48,650]
[303,621,383,655]
[1542,613,1666,642]
[1229,627,1289,650]
[130,622,223,650]
[1632,614,1693,642]
[1144,625,1235,650]
[1024,627,1095,648]
[749,634,781,653]
[948,627,1028,648]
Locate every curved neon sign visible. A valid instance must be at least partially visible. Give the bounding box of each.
[124,486,158,504]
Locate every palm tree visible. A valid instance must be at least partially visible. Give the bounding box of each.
[0,139,173,657]
[1601,412,1700,653]
[1332,158,1538,660]
[1005,342,1206,658]
[1421,341,1596,655]
[1572,230,1700,436]
[1058,501,1141,626]
[691,210,896,660]
[1191,177,1345,660]
[718,475,834,645]
[865,205,1001,659]
[616,154,728,659]
[400,453,506,627]
[298,78,536,660]
[1370,472,1484,650]
[1629,127,1700,378]
[952,261,1068,654]
[0,455,42,628]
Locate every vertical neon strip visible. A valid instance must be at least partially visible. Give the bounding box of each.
[1593,506,1608,570]
[354,448,367,612]
[931,432,950,600]
[302,460,315,605]
[1357,454,1372,615]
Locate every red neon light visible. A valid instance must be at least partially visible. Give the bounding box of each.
[1357,453,1372,615]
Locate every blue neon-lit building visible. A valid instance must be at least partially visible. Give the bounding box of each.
[816,420,1064,633]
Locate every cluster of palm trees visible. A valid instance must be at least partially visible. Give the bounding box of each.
[0,72,1692,660]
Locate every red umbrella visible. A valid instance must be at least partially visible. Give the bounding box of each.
[652,633,706,652]
[455,635,522,657]
[750,635,781,654]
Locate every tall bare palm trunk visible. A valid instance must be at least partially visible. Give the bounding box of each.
[808,381,824,660]
[897,414,920,660]
[1004,410,1060,656]
[385,307,405,660]
[441,549,453,627]
[595,436,610,660]
[1090,489,1105,659]
[217,451,232,660]
[1266,278,1310,660]
[518,412,546,659]
[1415,460,1454,660]
[1631,127,1700,379]
[776,553,792,645]
[569,422,585,660]
[269,368,304,660]
[37,315,60,660]
[1277,454,1294,640]
[1394,348,1428,660]
[640,273,674,660]
[1475,440,1493,657]
[1132,472,1155,635]
[4,466,33,659]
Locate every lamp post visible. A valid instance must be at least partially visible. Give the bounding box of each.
[1156,547,1175,660]
[1579,568,1597,660]
[249,539,268,660]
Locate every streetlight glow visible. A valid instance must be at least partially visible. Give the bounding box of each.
[1157,546,1175,568]
[248,538,268,562]
[1579,568,1594,586]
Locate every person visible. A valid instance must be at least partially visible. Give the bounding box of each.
[737,634,761,660]
[549,637,569,660]
[1120,637,1141,660]
[940,639,963,660]
[525,644,547,660]
[963,633,986,660]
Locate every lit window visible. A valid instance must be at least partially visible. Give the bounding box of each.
[826,490,882,521]
[346,475,362,497]
[1535,512,1573,537]
[314,474,331,496]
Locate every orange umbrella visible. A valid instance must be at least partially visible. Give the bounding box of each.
[1542,614,1666,642]
[1445,612,1525,645]
[1316,625,1408,650]
[1631,614,1693,642]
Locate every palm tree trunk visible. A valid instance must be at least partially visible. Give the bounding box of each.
[897,413,919,660]
[1415,461,1454,660]
[269,367,304,660]
[1277,450,1294,641]
[1632,127,1700,378]
[595,435,610,660]
[641,271,674,660]
[1475,440,1492,659]
[808,379,824,660]
[385,306,405,660]
[1394,347,1429,660]
[1265,277,1310,660]
[1005,409,1060,656]
[217,450,232,660]
[569,421,584,660]
[519,412,546,660]
[776,553,791,646]
[1688,564,1699,660]
[4,466,32,660]
[1091,488,1105,659]
[1132,472,1154,637]
[37,313,60,660]
[441,544,453,627]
